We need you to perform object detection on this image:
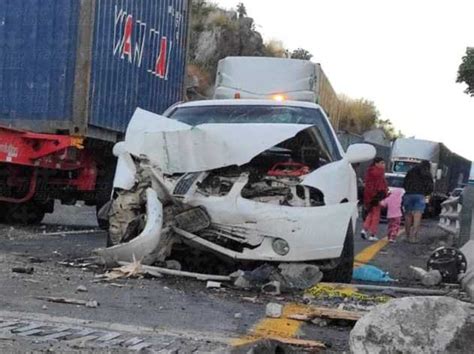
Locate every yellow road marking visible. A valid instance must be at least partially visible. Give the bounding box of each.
[354,237,389,267]
[233,228,401,347]
[231,303,311,346]
[354,228,404,267]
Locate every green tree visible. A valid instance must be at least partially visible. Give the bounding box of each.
[290,48,313,60]
[236,3,247,18]
[375,118,403,141]
[457,47,474,96]
[264,40,288,58]
[338,95,379,134]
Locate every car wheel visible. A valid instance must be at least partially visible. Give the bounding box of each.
[322,222,354,283]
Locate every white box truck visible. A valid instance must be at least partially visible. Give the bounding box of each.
[213,57,340,129]
[390,138,471,215]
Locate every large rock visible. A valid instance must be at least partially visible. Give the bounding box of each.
[350,296,474,353]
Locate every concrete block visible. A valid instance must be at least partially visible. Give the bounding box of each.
[265,303,283,318]
[421,270,442,286]
[350,297,474,353]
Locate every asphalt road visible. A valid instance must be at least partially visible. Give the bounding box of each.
[0,204,463,352]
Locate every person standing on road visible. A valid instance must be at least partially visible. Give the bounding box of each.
[402,160,434,243]
[380,187,404,243]
[361,157,388,241]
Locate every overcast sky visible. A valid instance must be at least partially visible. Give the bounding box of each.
[214,0,474,161]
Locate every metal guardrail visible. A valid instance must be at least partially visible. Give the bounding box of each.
[459,185,474,246]
[438,196,462,238]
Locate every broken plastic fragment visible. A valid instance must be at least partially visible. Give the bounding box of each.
[93,188,163,267]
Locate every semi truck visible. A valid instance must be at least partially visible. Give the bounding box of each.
[390,138,471,215]
[213,57,341,129]
[0,0,191,225]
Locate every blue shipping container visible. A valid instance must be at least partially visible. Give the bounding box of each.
[0,0,190,141]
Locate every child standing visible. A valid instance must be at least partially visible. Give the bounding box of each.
[380,188,404,243]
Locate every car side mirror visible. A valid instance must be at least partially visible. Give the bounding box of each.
[345,144,376,164]
[112,141,127,157]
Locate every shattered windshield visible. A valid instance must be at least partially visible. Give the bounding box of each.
[169,105,340,159]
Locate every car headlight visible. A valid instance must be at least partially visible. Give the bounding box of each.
[272,238,290,256]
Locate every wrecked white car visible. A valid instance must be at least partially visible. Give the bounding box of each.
[97,100,375,282]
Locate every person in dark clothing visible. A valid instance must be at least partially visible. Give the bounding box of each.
[402,160,434,242]
[361,157,388,241]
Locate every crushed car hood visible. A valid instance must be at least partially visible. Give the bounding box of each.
[123,108,312,174]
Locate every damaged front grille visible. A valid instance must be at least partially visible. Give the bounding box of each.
[196,224,263,253]
[173,173,201,195]
[174,207,211,233]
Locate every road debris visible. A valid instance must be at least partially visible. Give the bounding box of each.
[410,265,428,279]
[76,285,88,293]
[242,296,259,304]
[350,296,474,353]
[36,296,99,308]
[421,270,443,286]
[102,258,146,280]
[310,318,329,327]
[287,306,364,323]
[427,246,467,283]
[11,267,34,274]
[352,264,394,282]
[93,188,164,267]
[118,262,231,282]
[109,283,126,288]
[232,337,326,353]
[307,284,391,303]
[261,281,281,295]
[165,260,182,271]
[232,271,252,289]
[411,265,446,286]
[57,260,95,268]
[262,337,326,350]
[85,300,99,308]
[278,263,323,290]
[323,282,450,295]
[232,263,322,293]
[206,281,222,289]
[27,229,101,238]
[234,313,242,319]
[265,303,283,318]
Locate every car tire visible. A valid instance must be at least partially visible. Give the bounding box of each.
[323,222,354,283]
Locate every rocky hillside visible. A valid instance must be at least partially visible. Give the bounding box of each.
[187,1,282,99]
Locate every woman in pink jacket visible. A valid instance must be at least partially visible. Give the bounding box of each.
[380,188,405,243]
